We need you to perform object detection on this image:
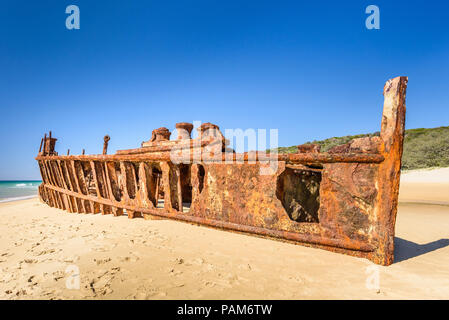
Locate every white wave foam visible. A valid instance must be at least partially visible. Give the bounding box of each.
[11,183,38,189]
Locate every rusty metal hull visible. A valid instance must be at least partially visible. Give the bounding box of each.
[35,77,408,266]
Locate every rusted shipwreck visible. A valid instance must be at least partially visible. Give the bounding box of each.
[36,76,407,266]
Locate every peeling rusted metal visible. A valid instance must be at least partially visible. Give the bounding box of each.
[35,77,408,266]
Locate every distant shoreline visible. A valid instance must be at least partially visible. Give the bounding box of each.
[0,181,41,203]
[0,195,38,203]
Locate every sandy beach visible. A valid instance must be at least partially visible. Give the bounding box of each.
[0,168,448,300]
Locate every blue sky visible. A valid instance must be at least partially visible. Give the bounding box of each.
[1,0,448,180]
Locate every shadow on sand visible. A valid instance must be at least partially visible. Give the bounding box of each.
[394,237,449,263]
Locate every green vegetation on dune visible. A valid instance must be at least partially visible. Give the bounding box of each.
[274,126,449,170]
[402,126,449,170]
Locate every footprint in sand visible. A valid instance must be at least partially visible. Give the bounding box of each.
[87,267,120,296]
[203,272,246,290]
[204,281,217,288]
[62,255,80,263]
[133,292,149,299]
[95,231,108,240]
[22,258,38,264]
[118,254,139,263]
[170,282,185,289]
[172,257,184,265]
[131,280,158,300]
[92,243,117,252]
[219,272,241,284]
[15,289,29,297]
[52,270,65,281]
[1,272,17,283]
[94,257,111,265]
[167,267,183,276]
[34,249,56,256]
[203,263,216,271]
[148,291,167,298]
[279,274,307,285]
[31,242,41,250]
[189,257,205,266]
[184,257,216,272]
[1,252,13,257]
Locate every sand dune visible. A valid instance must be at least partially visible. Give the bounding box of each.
[0,168,448,299]
[401,167,449,184]
[399,168,449,205]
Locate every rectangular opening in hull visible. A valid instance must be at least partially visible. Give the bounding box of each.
[276,166,321,223]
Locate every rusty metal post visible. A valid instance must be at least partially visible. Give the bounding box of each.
[103,135,110,155]
[39,138,44,154]
[373,76,408,265]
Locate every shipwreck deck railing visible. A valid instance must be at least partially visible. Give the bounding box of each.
[36,152,384,163]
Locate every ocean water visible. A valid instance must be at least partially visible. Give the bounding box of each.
[0,181,42,203]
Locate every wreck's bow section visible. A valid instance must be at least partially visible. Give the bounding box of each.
[35,76,407,266]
